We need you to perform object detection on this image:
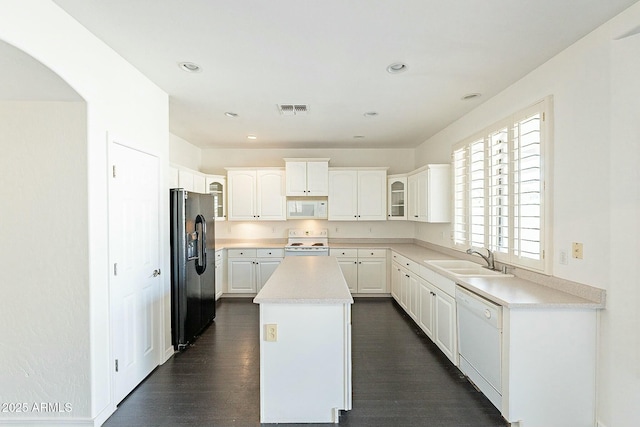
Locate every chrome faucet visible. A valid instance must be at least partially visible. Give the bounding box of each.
[466,247,496,271]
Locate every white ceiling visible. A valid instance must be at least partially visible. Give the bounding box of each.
[11,1,640,148]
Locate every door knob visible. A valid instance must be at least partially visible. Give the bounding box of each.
[153,269,161,277]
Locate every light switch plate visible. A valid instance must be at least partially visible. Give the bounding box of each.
[559,249,568,265]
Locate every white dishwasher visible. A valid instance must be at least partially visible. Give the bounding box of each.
[456,285,503,411]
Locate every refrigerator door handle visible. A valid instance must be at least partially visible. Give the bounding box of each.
[195,214,207,275]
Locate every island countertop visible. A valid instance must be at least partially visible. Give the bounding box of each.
[253,256,354,304]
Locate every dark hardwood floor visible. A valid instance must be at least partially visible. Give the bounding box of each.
[104,298,508,427]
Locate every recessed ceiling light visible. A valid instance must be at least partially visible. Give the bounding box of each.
[247,135,257,140]
[363,111,378,117]
[386,62,407,74]
[461,93,481,101]
[178,62,201,73]
[225,112,238,118]
[353,135,365,139]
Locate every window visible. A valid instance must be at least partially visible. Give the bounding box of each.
[452,98,551,273]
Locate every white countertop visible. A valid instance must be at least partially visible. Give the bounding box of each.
[253,256,354,305]
[452,276,600,308]
[220,240,604,309]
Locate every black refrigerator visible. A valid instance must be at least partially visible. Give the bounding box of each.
[170,188,216,350]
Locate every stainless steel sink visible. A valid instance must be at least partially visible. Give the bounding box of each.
[425,259,513,278]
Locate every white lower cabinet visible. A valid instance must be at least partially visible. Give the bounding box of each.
[332,248,387,294]
[214,249,224,300]
[227,248,283,293]
[390,261,401,301]
[418,279,435,340]
[433,288,457,363]
[390,251,458,365]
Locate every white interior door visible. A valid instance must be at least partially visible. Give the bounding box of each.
[109,141,161,404]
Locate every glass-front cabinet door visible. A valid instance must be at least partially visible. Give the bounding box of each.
[206,175,226,220]
[387,175,407,220]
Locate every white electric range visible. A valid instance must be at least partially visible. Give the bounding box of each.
[284,229,329,256]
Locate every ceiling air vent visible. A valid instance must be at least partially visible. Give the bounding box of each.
[277,104,309,116]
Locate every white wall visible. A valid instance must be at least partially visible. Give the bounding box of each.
[216,219,415,241]
[0,1,170,424]
[414,4,640,426]
[0,101,89,414]
[170,132,201,170]
[201,147,415,175]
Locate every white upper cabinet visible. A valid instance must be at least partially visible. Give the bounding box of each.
[193,174,206,194]
[206,175,226,220]
[407,164,450,223]
[227,170,256,220]
[284,158,329,196]
[357,169,387,221]
[177,169,195,192]
[227,169,286,221]
[387,175,407,220]
[328,168,387,221]
[328,170,358,220]
[171,164,212,195]
[257,170,287,220]
[169,166,179,189]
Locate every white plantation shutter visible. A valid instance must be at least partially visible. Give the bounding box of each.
[469,139,486,248]
[512,108,544,267]
[452,146,468,246]
[488,127,509,255]
[451,98,550,273]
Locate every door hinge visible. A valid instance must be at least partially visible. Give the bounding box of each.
[112,165,116,178]
[115,359,119,372]
[113,263,118,276]
[542,112,546,121]
[542,250,545,259]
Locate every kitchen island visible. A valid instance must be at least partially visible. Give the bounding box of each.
[253,256,353,424]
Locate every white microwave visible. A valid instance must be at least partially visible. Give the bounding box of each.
[287,200,328,219]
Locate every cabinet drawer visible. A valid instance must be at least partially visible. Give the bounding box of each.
[357,248,387,258]
[391,252,405,264]
[393,253,418,273]
[331,248,358,258]
[227,248,257,258]
[256,248,284,258]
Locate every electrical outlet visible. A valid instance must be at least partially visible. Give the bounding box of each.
[559,249,568,265]
[572,242,584,259]
[265,324,277,342]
